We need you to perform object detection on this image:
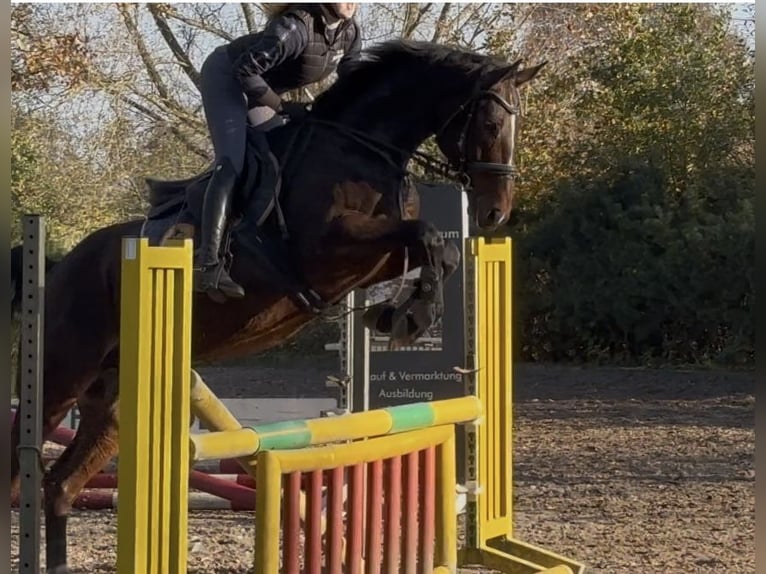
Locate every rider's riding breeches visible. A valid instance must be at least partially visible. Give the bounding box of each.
[200,46,249,175]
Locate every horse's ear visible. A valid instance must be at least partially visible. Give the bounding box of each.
[479,60,523,89]
[515,61,547,87]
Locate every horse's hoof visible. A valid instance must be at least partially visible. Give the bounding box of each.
[205,289,227,304]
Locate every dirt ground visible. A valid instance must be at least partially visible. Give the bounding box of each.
[10,358,754,573]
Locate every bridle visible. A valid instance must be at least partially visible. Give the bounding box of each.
[433,88,521,185]
[300,78,522,191]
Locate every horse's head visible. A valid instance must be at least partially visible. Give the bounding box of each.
[308,40,546,230]
[435,60,546,231]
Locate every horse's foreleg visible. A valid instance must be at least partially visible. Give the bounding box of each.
[10,340,83,504]
[328,213,447,265]
[43,368,119,574]
[327,213,460,346]
[353,239,460,292]
[10,396,78,505]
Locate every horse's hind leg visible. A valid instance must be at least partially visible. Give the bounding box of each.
[43,368,120,574]
[10,329,114,505]
[10,387,79,503]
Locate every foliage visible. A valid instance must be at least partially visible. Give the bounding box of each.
[11,108,103,252]
[514,163,754,365]
[510,4,754,366]
[11,4,92,92]
[517,4,754,202]
[11,97,208,249]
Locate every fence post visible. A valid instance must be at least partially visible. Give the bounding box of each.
[116,237,194,574]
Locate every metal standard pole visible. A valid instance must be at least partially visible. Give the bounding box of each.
[348,289,370,412]
[18,214,45,573]
[324,289,370,417]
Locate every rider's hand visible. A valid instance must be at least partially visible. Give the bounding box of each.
[279,101,310,121]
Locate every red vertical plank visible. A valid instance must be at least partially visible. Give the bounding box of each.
[383,456,402,574]
[418,447,436,574]
[306,469,324,574]
[327,467,345,573]
[283,472,302,574]
[403,451,419,574]
[364,459,383,574]
[346,463,365,574]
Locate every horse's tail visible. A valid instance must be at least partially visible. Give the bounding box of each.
[11,244,58,318]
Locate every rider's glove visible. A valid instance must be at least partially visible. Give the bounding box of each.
[279,100,310,122]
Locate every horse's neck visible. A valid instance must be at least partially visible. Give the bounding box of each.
[360,115,431,162]
[329,90,469,167]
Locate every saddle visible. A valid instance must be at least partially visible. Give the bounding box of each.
[142,128,324,311]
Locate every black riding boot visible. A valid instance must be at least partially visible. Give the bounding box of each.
[194,158,245,299]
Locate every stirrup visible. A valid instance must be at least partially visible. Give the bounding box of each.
[194,263,245,301]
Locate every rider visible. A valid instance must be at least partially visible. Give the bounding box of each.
[195,3,361,299]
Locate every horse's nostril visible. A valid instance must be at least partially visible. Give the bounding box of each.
[486,208,505,226]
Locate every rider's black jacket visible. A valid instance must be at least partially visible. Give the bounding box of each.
[226,4,361,109]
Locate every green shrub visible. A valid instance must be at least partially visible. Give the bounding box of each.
[514,162,753,366]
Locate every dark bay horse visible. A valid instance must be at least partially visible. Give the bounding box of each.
[10,39,544,573]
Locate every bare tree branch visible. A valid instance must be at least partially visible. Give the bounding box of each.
[138,91,207,133]
[241,3,256,32]
[165,9,235,42]
[440,3,481,46]
[117,4,171,101]
[146,4,201,91]
[119,94,209,160]
[116,3,208,148]
[471,5,502,49]
[431,4,452,43]
[83,57,209,160]
[402,3,433,39]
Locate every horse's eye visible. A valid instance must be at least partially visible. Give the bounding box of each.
[484,121,500,137]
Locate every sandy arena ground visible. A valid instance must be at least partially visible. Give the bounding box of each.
[10,361,754,573]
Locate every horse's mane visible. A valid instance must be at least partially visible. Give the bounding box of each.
[311,39,509,118]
